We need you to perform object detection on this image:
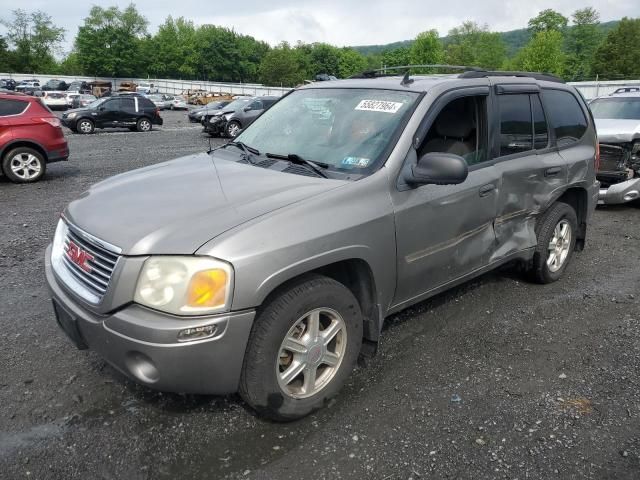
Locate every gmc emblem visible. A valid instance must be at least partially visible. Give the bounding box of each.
[65,241,94,273]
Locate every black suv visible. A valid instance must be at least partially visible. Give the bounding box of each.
[42,79,68,91]
[61,95,163,134]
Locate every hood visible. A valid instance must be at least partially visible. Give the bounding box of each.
[595,118,640,143]
[64,152,345,255]
[64,107,91,116]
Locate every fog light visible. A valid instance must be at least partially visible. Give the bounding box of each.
[177,325,217,342]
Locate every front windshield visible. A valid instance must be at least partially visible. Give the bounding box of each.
[590,97,640,120]
[222,98,252,111]
[236,88,420,174]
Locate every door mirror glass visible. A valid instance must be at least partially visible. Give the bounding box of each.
[405,152,468,186]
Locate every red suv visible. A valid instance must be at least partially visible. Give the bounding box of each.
[0,91,69,183]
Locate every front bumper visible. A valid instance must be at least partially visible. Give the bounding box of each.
[204,119,227,135]
[45,245,255,395]
[598,177,640,204]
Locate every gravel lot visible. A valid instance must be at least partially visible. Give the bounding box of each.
[1,110,639,479]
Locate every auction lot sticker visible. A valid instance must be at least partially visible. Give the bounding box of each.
[355,99,404,114]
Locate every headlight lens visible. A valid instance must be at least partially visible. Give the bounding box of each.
[67,112,77,119]
[134,256,233,315]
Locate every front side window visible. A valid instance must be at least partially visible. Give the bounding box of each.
[589,97,640,120]
[0,98,28,116]
[543,89,588,146]
[236,88,420,176]
[104,99,121,111]
[419,95,488,166]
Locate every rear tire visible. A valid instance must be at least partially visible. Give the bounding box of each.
[136,117,152,132]
[240,274,363,421]
[2,147,46,183]
[529,202,578,284]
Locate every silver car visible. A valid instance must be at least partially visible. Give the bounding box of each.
[590,90,640,204]
[45,69,599,420]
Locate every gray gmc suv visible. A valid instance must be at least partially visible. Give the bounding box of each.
[45,68,599,420]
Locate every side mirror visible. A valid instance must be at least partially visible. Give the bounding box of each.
[243,106,250,112]
[405,152,468,186]
[98,106,105,111]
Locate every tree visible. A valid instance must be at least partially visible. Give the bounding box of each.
[527,9,568,34]
[409,30,444,66]
[1,9,64,73]
[381,47,411,68]
[143,17,199,78]
[337,48,367,78]
[512,30,565,76]
[445,22,506,69]
[592,17,640,80]
[564,8,602,80]
[259,42,307,87]
[75,5,148,77]
[0,36,11,72]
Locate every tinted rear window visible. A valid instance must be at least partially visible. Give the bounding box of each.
[139,97,156,109]
[0,98,28,116]
[543,89,588,146]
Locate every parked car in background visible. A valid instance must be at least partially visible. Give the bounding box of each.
[43,91,69,110]
[146,94,172,110]
[136,81,159,94]
[42,79,68,91]
[16,81,41,92]
[44,70,599,420]
[62,95,163,134]
[590,91,640,204]
[0,91,69,183]
[66,92,80,108]
[205,96,279,138]
[187,100,230,123]
[168,95,188,110]
[67,81,91,94]
[71,94,97,109]
[0,79,17,91]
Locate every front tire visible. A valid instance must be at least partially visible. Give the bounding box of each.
[76,118,94,134]
[2,147,46,183]
[226,120,241,138]
[529,202,578,284]
[240,274,363,421]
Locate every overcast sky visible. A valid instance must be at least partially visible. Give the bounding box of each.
[1,0,638,53]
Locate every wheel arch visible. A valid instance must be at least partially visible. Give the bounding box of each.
[0,140,48,163]
[256,258,382,343]
[548,186,589,251]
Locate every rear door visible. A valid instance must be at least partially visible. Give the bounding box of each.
[120,97,136,124]
[490,83,567,262]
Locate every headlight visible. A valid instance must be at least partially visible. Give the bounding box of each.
[134,256,233,316]
[67,112,77,119]
[631,141,640,161]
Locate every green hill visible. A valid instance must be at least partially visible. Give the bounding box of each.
[351,20,621,58]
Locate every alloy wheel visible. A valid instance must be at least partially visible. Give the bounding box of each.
[276,308,347,399]
[547,219,572,273]
[10,152,42,180]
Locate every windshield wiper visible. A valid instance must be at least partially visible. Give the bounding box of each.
[265,152,329,178]
[225,141,260,164]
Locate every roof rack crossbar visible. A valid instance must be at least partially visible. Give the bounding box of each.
[459,70,564,83]
[349,64,483,79]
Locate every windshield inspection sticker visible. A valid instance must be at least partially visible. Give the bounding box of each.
[342,157,371,168]
[355,99,404,114]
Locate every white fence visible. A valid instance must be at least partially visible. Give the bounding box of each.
[0,73,291,97]
[2,72,639,100]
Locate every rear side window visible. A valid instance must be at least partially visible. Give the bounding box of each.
[139,97,155,110]
[0,98,28,116]
[498,94,532,156]
[543,89,588,146]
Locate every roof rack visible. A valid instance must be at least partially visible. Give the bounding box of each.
[459,70,564,83]
[349,64,483,79]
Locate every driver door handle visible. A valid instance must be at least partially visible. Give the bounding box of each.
[545,167,562,177]
[479,184,495,197]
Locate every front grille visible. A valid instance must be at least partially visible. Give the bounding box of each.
[599,144,626,172]
[62,225,119,301]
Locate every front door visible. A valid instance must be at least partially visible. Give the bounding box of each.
[99,98,121,127]
[391,90,500,309]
